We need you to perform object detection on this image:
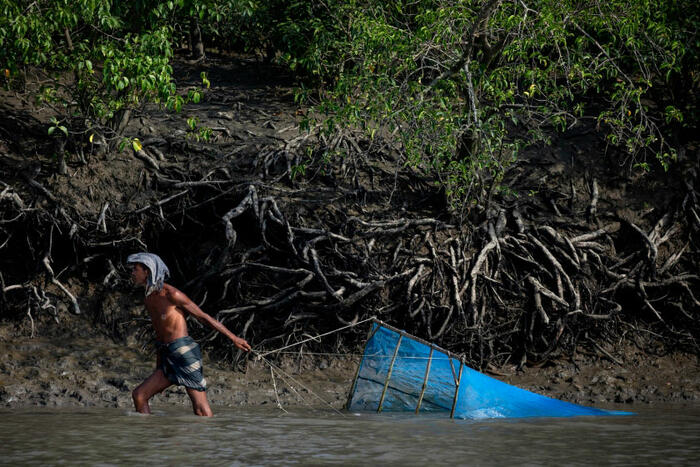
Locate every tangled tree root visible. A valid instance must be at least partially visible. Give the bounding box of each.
[1,128,699,369]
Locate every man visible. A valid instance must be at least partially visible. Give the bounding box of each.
[127,252,251,416]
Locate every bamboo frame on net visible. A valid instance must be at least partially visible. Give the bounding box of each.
[347,319,468,418]
[377,334,403,413]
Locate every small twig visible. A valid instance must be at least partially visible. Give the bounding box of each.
[587,338,624,365]
[587,178,598,221]
[134,190,188,214]
[43,256,80,314]
[96,202,109,233]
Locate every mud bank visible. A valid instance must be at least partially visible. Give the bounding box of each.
[0,315,353,412]
[1,315,698,413]
[1,55,698,415]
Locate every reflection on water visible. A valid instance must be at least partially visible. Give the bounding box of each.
[1,405,699,465]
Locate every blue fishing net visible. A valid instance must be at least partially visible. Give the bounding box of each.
[347,323,633,419]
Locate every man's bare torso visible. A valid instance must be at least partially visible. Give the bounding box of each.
[145,284,189,343]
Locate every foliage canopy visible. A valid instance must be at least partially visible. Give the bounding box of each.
[2,0,697,205]
[267,0,698,204]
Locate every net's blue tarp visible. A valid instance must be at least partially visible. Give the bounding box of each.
[347,323,633,419]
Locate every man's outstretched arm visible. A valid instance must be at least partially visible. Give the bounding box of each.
[169,287,252,351]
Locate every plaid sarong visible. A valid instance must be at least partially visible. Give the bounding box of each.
[158,336,207,392]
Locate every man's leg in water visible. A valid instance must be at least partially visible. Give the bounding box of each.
[132,369,172,414]
[186,388,213,417]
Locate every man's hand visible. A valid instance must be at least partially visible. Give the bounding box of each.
[232,336,251,352]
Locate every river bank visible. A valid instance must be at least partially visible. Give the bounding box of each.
[2,54,699,415]
[1,313,697,413]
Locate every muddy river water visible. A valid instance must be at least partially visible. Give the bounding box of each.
[2,405,699,465]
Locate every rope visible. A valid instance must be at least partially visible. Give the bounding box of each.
[268,365,288,414]
[268,351,454,360]
[256,316,376,358]
[249,316,456,415]
[252,350,346,417]
[247,318,377,415]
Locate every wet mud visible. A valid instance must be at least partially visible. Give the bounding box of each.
[1,315,697,412]
[0,317,354,412]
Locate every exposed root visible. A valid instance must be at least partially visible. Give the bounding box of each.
[1,121,698,369]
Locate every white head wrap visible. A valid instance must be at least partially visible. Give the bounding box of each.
[127,252,170,296]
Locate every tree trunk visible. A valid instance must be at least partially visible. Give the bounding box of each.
[190,20,205,62]
[112,108,131,136]
[56,138,67,175]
